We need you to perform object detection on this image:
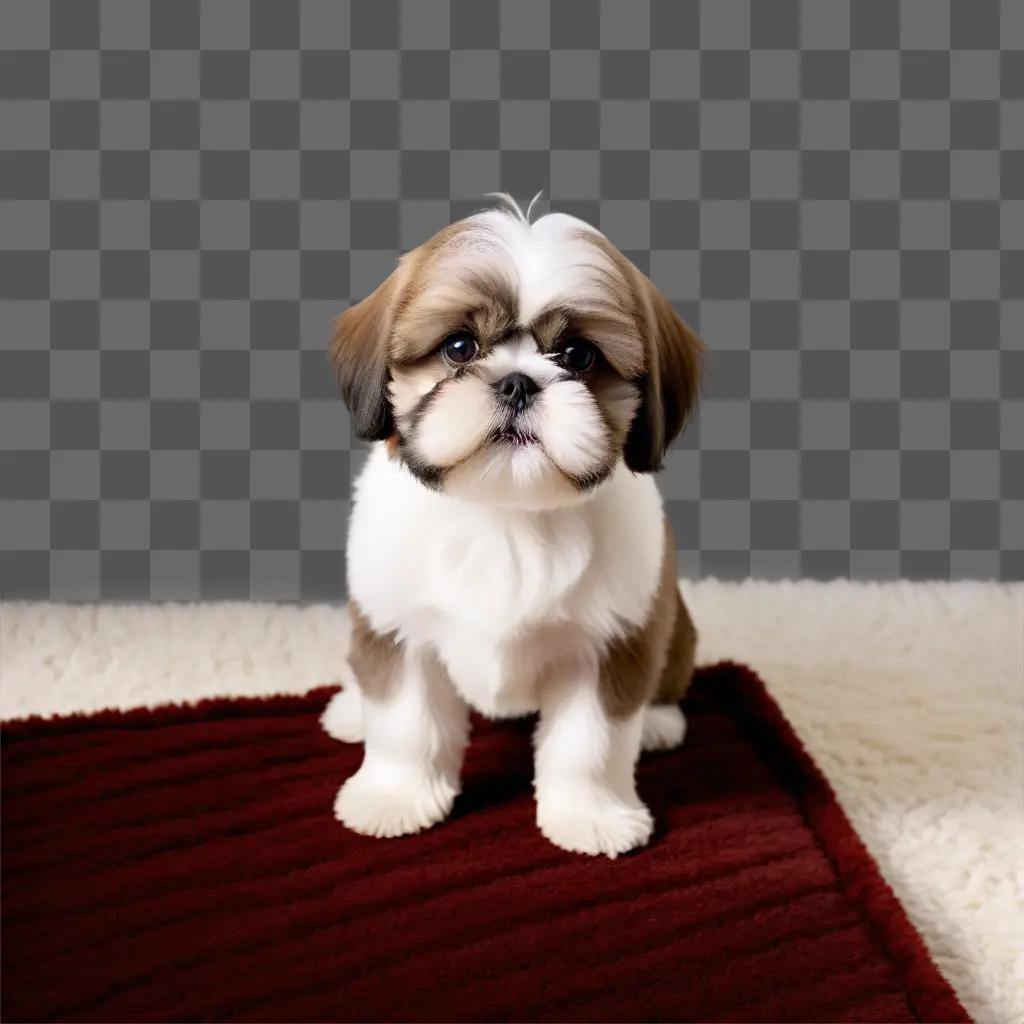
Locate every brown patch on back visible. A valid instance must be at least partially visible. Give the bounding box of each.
[598,518,697,718]
[348,600,402,701]
[653,583,697,706]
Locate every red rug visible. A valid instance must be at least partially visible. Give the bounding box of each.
[2,664,966,1023]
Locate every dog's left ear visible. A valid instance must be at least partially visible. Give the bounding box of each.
[329,268,403,442]
[624,274,705,474]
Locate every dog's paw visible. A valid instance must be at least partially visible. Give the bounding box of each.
[320,683,364,743]
[334,767,457,838]
[536,793,654,859]
[641,704,686,752]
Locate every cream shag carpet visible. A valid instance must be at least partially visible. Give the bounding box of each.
[2,581,1022,1024]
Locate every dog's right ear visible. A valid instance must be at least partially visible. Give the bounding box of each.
[329,270,403,442]
[623,273,705,474]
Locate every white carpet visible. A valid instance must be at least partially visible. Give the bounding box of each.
[2,581,1022,1024]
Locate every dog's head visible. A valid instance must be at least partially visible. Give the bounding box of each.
[330,196,704,509]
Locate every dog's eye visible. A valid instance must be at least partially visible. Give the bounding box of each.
[441,333,479,366]
[555,339,597,374]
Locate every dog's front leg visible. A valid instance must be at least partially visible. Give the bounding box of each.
[534,660,653,858]
[334,647,469,838]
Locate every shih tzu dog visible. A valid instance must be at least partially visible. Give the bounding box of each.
[321,195,703,858]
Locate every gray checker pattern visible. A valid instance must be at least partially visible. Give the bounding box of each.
[1,0,1022,601]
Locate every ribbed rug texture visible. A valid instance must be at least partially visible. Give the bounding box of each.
[1,663,967,1023]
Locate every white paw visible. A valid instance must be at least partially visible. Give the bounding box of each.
[641,704,687,752]
[334,767,457,838]
[320,680,364,743]
[537,793,654,859]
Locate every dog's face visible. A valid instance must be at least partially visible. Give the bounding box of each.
[331,199,703,509]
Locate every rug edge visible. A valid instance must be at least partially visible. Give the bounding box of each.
[697,661,971,1024]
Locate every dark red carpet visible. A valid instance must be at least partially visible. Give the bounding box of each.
[2,664,966,1023]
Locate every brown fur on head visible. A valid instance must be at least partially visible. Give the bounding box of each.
[329,200,703,504]
[581,229,704,472]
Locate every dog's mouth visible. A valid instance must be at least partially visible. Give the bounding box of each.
[493,426,539,447]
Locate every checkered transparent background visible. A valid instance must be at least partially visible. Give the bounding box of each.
[1,0,1022,600]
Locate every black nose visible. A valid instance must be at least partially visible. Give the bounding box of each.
[496,372,539,411]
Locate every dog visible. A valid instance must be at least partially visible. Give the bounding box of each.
[321,195,703,858]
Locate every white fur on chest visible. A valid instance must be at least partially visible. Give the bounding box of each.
[347,445,665,717]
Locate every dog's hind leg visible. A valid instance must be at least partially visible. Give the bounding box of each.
[320,671,364,743]
[641,587,696,752]
[320,603,365,743]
